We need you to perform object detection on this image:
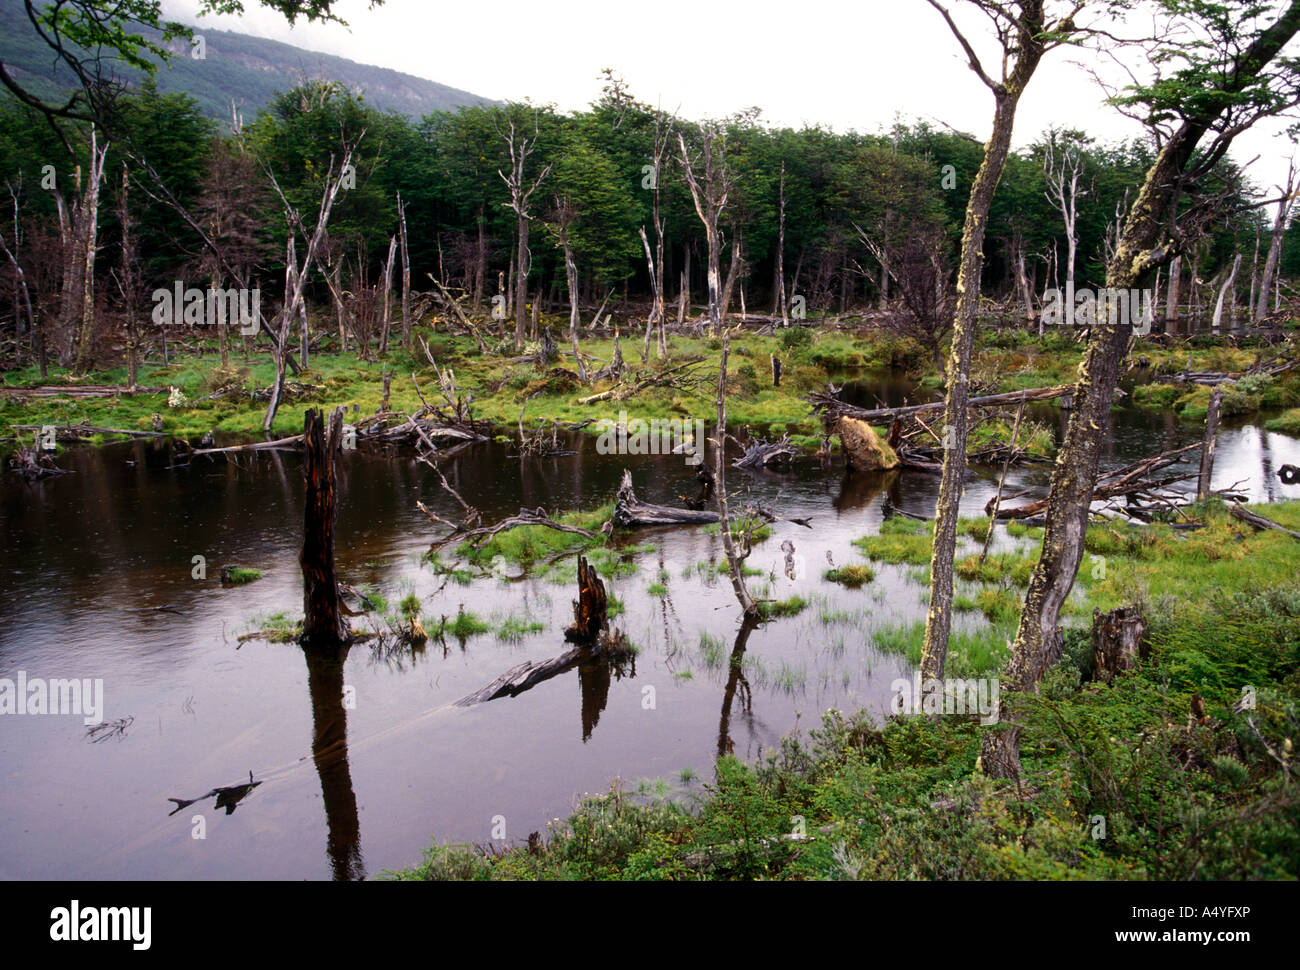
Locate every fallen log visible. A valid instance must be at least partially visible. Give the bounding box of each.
[1228,502,1300,540]
[456,557,629,706]
[12,422,166,440]
[191,434,305,456]
[0,383,164,400]
[612,468,720,527]
[808,384,1073,423]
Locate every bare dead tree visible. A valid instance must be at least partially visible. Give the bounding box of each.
[397,191,412,350]
[1042,129,1089,333]
[1255,157,1297,321]
[69,127,108,376]
[499,116,552,351]
[0,177,40,376]
[641,109,673,360]
[262,141,359,430]
[679,124,733,336]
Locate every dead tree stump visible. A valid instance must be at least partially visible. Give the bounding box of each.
[1196,386,1223,501]
[1091,606,1146,684]
[300,407,349,648]
[564,555,608,644]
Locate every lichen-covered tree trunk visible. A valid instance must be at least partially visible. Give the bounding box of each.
[920,92,1026,683]
[514,213,530,351]
[71,132,108,376]
[1009,0,1300,697]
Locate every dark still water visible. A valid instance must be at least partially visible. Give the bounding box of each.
[2,384,1298,880]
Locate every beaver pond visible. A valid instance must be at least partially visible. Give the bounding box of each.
[2,373,1298,880]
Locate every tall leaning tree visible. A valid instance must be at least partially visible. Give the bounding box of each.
[989,0,1300,774]
[921,0,1093,687]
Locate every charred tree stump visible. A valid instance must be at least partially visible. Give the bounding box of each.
[301,407,349,648]
[1091,606,1146,684]
[565,555,608,644]
[771,354,782,387]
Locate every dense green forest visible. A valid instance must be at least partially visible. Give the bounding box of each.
[0,69,1296,379]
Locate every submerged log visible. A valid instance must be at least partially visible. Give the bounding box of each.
[1091,606,1147,684]
[612,468,720,527]
[300,407,349,648]
[456,560,633,707]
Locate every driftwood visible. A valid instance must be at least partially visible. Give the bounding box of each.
[1155,357,1296,386]
[9,445,72,480]
[577,357,705,405]
[612,468,720,527]
[1228,502,1300,540]
[732,434,798,469]
[990,443,1203,519]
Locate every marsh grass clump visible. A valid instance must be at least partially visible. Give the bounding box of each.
[823,564,875,588]
[759,595,809,619]
[854,518,933,565]
[446,607,491,640]
[698,632,726,669]
[220,566,262,585]
[496,614,546,642]
[457,504,612,567]
[955,551,1037,586]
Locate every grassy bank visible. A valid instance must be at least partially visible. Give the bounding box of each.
[4,320,1297,456]
[387,500,1300,880]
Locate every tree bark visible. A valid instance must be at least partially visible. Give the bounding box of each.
[300,406,348,649]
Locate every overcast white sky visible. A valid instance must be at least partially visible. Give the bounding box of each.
[161,0,1298,194]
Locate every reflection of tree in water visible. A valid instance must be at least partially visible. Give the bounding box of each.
[578,649,637,742]
[304,644,364,882]
[836,468,895,514]
[717,616,759,758]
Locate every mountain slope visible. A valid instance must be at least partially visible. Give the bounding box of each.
[0,0,496,120]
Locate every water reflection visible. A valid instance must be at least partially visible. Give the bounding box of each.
[304,644,364,881]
